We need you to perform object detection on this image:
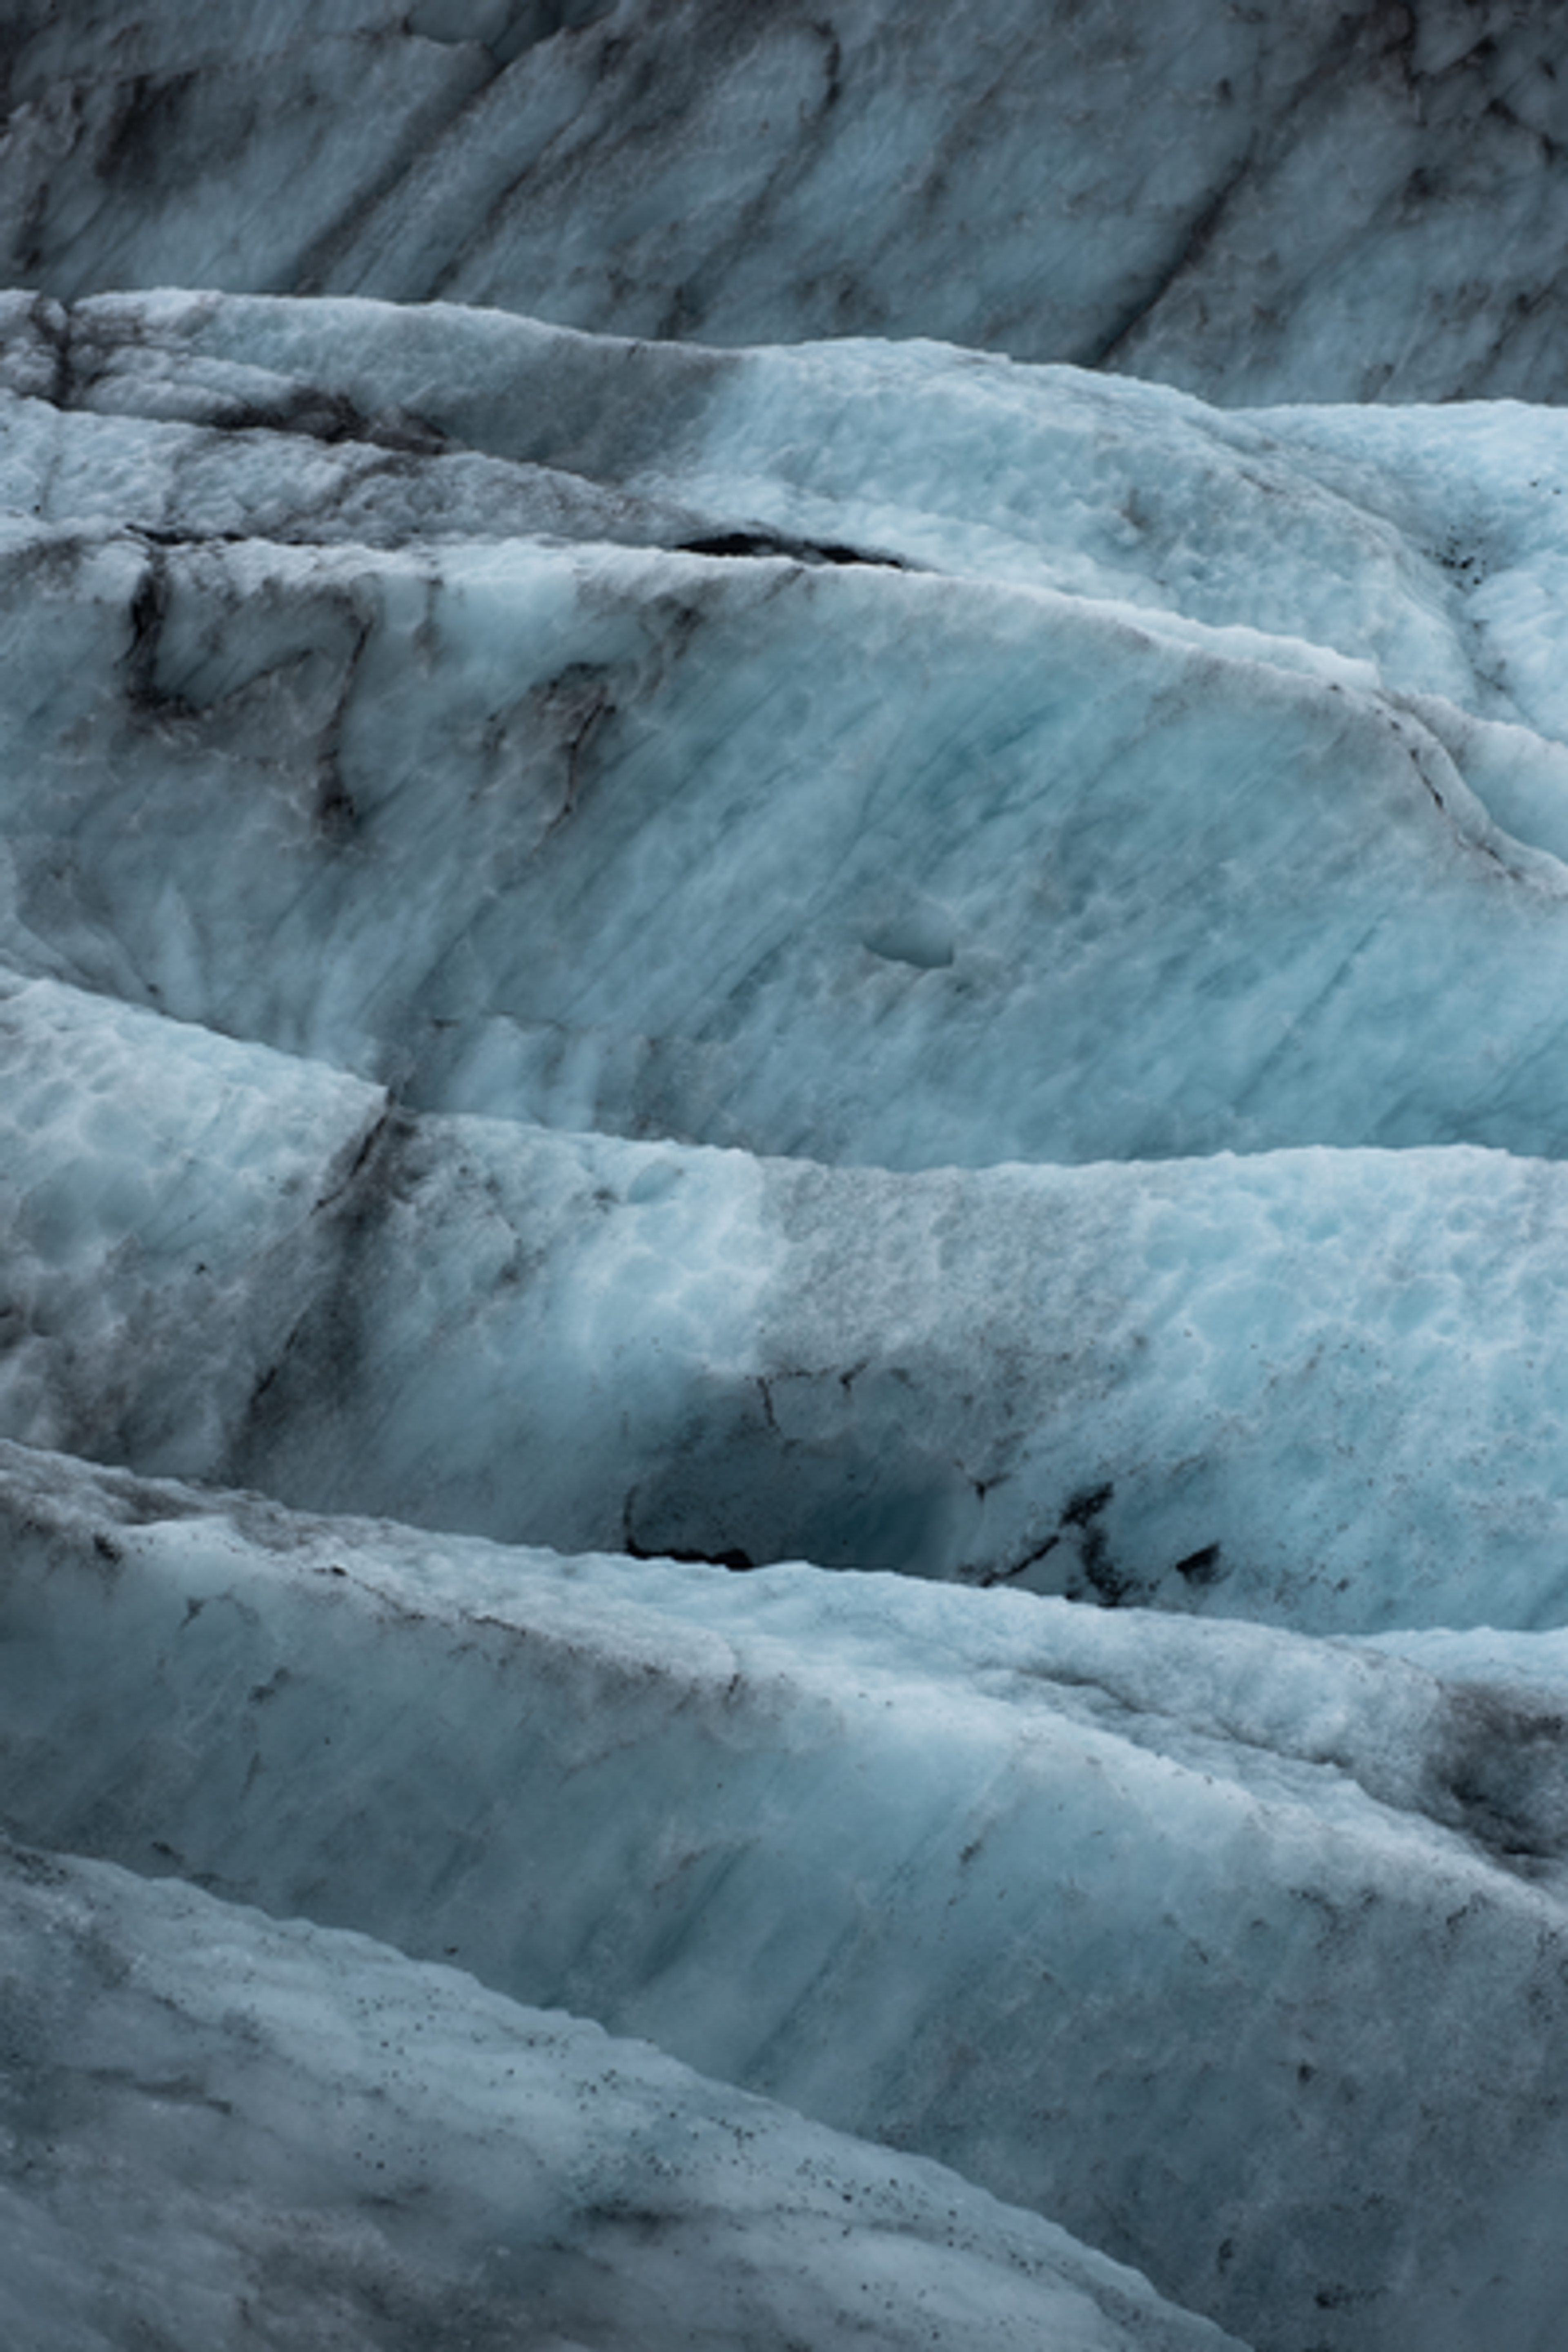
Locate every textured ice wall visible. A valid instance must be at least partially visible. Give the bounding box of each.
[8,298,1568,1176]
[5,2,1568,400]
[7,33,1568,2341]
[10,972,1568,1628]
[2,1443,1565,2350]
[0,1836,1243,2352]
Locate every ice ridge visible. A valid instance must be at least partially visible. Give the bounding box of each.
[9,15,1568,2350]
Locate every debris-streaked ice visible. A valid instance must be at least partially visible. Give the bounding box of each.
[8,1,1568,403]
[7,19,1568,2343]
[11,969,1568,1629]
[9,298,1568,1174]
[0,1836,1243,2352]
[3,1440,1566,2352]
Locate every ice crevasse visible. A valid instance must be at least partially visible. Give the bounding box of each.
[10,6,1568,2350]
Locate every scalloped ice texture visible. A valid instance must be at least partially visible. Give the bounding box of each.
[9,969,1568,1630]
[7,47,1568,2350]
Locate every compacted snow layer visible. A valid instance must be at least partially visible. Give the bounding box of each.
[6,1441,1568,2352]
[5,279,1568,2349]
[4,0,1568,403]
[0,1838,1244,2352]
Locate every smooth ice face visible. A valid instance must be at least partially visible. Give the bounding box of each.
[9,298,1568,1169]
[5,2,1568,402]
[0,1839,1243,2352]
[6,1442,1568,2352]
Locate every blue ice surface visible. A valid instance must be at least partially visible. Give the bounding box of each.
[7,284,1568,2352]
[1,1438,1562,2352]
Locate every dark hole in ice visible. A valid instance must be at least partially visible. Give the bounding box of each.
[676,529,905,569]
[619,1435,967,1582]
[1061,1482,1114,1528]
[1175,1541,1223,1586]
[624,1533,756,1572]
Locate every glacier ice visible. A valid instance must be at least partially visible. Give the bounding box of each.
[9,14,1568,2352]
[3,1439,1567,2351]
[16,967,1568,1626]
[6,2,1568,403]
[10,298,1568,1170]
[0,1837,1243,2352]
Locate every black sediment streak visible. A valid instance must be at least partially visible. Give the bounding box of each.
[676,529,905,569]
[121,549,194,719]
